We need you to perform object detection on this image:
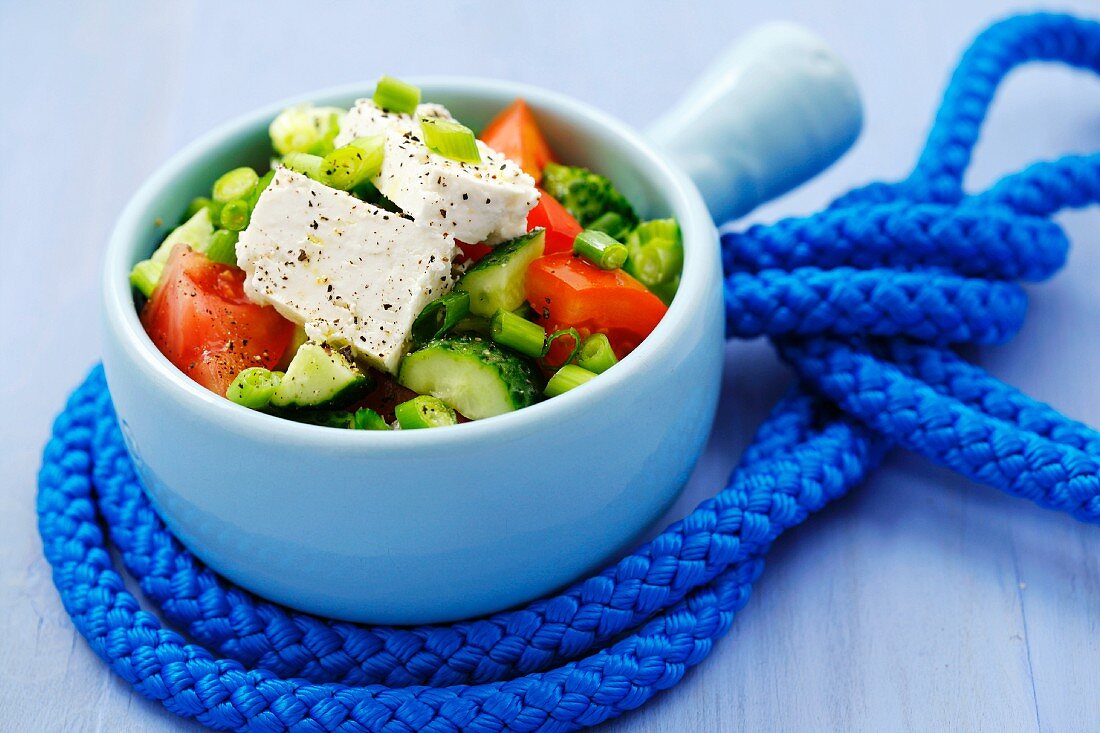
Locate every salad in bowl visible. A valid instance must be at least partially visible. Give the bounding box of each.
[130,76,683,430]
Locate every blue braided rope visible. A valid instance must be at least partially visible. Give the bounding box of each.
[34,12,1100,731]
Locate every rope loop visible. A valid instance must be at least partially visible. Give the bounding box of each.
[912,13,1100,200]
[35,12,1100,732]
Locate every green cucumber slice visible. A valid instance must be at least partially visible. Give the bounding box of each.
[151,207,215,263]
[270,408,354,429]
[456,228,545,317]
[397,335,542,420]
[275,323,310,371]
[270,342,370,408]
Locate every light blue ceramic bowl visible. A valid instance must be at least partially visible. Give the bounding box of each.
[101,24,860,624]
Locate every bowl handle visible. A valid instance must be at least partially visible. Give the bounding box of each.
[647,22,862,222]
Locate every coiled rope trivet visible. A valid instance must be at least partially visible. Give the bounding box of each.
[37,12,1100,731]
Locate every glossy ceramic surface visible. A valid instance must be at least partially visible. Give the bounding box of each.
[101,26,859,624]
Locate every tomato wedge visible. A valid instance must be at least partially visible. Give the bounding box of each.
[527,191,582,255]
[525,253,668,360]
[141,244,294,396]
[480,99,555,181]
[456,240,494,265]
[461,189,581,266]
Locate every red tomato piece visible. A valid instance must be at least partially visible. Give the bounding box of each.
[527,191,582,255]
[141,244,295,396]
[460,189,582,267]
[479,99,555,181]
[525,253,668,360]
[456,240,494,265]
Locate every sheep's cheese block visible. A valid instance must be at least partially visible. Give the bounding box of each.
[334,100,454,147]
[237,168,456,373]
[336,98,540,244]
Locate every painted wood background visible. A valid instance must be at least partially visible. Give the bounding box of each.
[3,1,1100,730]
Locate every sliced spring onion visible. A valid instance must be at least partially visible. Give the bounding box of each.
[411,291,471,348]
[353,408,390,431]
[544,364,597,397]
[281,152,324,180]
[269,104,344,156]
[348,135,385,154]
[206,199,225,227]
[212,167,259,203]
[573,229,628,270]
[576,333,618,374]
[419,116,481,165]
[225,367,281,409]
[205,229,239,265]
[451,315,491,336]
[627,245,675,288]
[185,196,212,220]
[319,136,385,190]
[129,259,164,298]
[219,199,251,232]
[630,217,680,245]
[395,395,457,429]
[542,327,582,369]
[624,218,683,299]
[490,309,546,358]
[587,211,632,241]
[373,75,421,115]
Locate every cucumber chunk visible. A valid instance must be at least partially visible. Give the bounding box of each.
[270,342,370,408]
[275,323,310,371]
[131,207,217,295]
[398,335,542,420]
[456,228,545,317]
[152,207,215,263]
[270,408,354,429]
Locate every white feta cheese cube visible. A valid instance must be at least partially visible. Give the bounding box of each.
[334,99,452,146]
[337,98,540,244]
[237,168,456,373]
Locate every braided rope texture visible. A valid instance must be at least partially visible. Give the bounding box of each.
[35,12,1100,732]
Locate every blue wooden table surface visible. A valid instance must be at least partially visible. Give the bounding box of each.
[4,1,1100,730]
